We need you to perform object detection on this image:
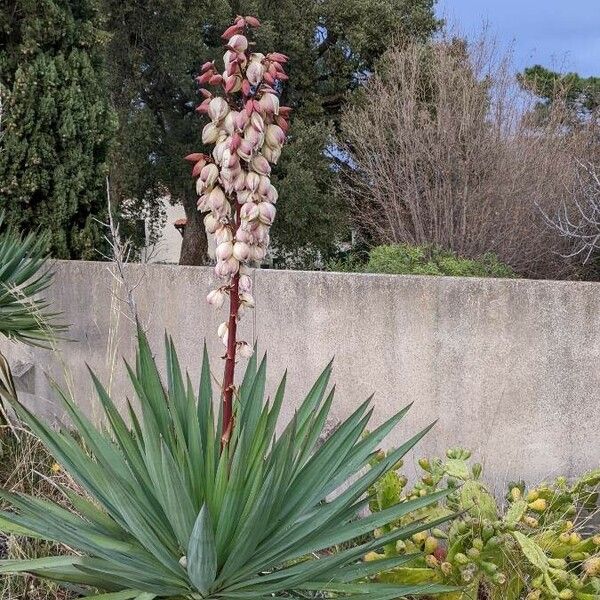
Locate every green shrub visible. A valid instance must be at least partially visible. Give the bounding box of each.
[328,244,517,278]
[365,447,600,599]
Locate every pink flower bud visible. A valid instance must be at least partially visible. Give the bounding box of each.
[250,154,271,175]
[236,189,253,204]
[265,124,285,148]
[263,72,275,86]
[235,227,253,243]
[215,226,233,245]
[215,258,235,278]
[235,110,249,131]
[223,111,236,134]
[233,172,246,191]
[237,139,254,161]
[215,241,233,261]
[250,112,265,133]
[208,97,229,122]
[228,34,248,53]
[200,163,219,187]
[246,60,265,86]
[204,213,219,234]
[254,223,270,243]
[242,79,251,96]
[230,132,241,152]
[197,71,213,85]
[195,98,211,114]
[258,93,279,115]
[238,341,254,358]
[266,184,278,203]
[224,74,242,94]
[262,145,281,164]
[239,274,252,292]
[239,292,255,307]
[240,202,260,221]
[208,186,227,212]
[202,122,220,144]
[212,139,228,163]
[245,15,261,28]
[185,152,207,163]
[221,24,243,40]
[233,241,251,261]
[250,244,266,261]
[197,194,209,211]
[258,202,276,225]
[267,52,289,64]
[199,88,212,98]
[209,73,224,86]
[258,175,271,195]
[201,61,214,72]
[275,115,289,133]
[207,288,226,308]
[246,171,260,192]
[191,159,207,178]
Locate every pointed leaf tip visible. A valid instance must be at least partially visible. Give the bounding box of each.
[187,505,217,595]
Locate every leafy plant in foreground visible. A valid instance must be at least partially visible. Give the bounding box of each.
[0,213,64,429]
[365,448,600,599]
[0,330,455,599]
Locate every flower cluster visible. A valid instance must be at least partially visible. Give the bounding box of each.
[186,16,289,359]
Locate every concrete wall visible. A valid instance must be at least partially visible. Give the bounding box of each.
[2,260,599,488]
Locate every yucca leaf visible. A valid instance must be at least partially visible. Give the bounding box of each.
[187,504,218,595]
[0,556,83,574]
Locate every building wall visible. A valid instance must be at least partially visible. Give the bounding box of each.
[3,260,599,488]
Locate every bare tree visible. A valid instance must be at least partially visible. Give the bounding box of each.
[338,34,595,279]
[544,160,600,265]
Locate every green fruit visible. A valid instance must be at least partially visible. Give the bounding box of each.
[482,524,495,541]
[528,498,548,513]
[454,553,469,565]
[424,536,438,554]
[472,537,484,551]
[548,558,567,569]
[418,458,431,472]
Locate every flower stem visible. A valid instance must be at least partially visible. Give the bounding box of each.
[221,204,241,449]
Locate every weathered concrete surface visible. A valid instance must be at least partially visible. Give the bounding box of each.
[2,260,599,487]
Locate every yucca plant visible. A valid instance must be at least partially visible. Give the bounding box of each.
[0,329,455,599]
[0,212,64,426]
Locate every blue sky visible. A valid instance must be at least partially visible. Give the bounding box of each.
[436,1,600,76]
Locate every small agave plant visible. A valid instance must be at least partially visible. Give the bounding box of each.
[0,16,455,600]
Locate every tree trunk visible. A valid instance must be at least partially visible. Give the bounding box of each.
[179,194,209,265]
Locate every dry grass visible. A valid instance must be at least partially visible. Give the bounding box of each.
[0,429,80,600]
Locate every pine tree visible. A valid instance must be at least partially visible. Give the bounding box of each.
[0,0,116,259]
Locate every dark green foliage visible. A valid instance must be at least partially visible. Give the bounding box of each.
[105,0,441,266]
[0,0,116,260]
[328,244,517,278]
[518,64,600,125]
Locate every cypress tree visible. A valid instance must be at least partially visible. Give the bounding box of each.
[0,0,115,259]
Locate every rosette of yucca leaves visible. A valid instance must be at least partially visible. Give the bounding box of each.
[0,329,455,599]
[0,212,64,424]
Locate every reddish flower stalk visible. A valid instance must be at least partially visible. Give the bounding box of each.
[186,15,290,449]
[220,206,240,447]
